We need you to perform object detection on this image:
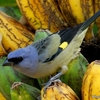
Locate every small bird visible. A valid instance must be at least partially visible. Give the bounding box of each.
[2,11,100,82]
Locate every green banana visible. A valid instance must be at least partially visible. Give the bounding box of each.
[34,29,51,42]
[60,53,88,99]
[11,82,40,100]
[0,57,39,100]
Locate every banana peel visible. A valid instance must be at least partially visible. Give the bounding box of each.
[0,33,7,56]
[0,93,6,100]
[41,80,80,100]
[82,60,100,100]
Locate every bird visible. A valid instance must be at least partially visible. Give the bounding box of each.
[2,11,100,84]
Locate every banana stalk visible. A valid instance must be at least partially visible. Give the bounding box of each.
[0,11,34,53]
[11,82,40,100]
[0,57,39,100]
[82,60,100,100]
[41,80,80,100]
[16,0,67,32]
[61,53,88,99]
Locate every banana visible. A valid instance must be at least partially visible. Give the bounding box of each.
[61,53,88,99]
[0,57,39,100]
[80,0,94,20]
[80,0,94,41]
[94,0,100,36]
[0,93,6,100]
[41,80,80,100]
[0,34,7,56]
[0,11,34,54]
[11,82,40,100]
[57,0,78,27]
[61,0,85,24]
[82,60,100,100]
[16,0,67,33]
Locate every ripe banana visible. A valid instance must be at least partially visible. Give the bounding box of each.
[0,11,34,54]
[0,93,6,100]
[61,53,88,99]
[11,82,40,100]
[0,34,7,56]
[58,0,85,25]
[94,0,100,36]
[0,57,39,100]
[82,60,100,100]
[41,80,80,100]
[16,0,67,33]
[80,0,94,41]
[57,0,78,27]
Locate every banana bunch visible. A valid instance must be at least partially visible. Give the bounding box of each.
[82,60,100,100]
[0,0,100,99]
[0,11,34,56]
[15,0,100,41]
[41,80,80,100]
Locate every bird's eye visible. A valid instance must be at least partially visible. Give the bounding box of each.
[8,57,23,64]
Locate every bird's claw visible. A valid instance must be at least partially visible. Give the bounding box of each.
[43,79,61,94]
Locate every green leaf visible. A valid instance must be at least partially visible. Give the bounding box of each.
[93,23,99,36]
[0,6,22,20]
[0,0,17,6]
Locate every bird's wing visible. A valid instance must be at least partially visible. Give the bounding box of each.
[57,23,83,43]
[44,23,83,62]
[32,34,61,62]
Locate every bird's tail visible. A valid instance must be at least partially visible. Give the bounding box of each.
[78,10,100,35]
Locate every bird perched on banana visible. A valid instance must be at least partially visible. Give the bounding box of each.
[2,11,100,84]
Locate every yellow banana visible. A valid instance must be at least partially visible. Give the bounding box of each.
[67,0,85,24]
[80,0,94,20]
[57,0,77,27]
[82,60,100,100]
[0,33,7,56]
[0,93,6,100]
[68,0,94,41]
[80,0,94,41]
[41,80,80,100]
[16,0,67,33]
[0,11,34,54]
[94,0,100,36]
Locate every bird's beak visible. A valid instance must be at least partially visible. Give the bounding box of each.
[2,60,13,66]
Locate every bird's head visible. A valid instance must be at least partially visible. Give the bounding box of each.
[2,45,39,74]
